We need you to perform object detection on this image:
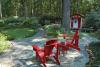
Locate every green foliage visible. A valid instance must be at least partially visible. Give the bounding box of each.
[4,17,23,27]
[71,0,100,16]
[0,33,7,41]
[0,33,10,54]
[1,0,100,18]
[23,17,40,29]
[44,24,60,37]
[87,41,100,67]
[33,0,62,17]
[90,30,100,39]
[0,20,5,27]
[94,31,100,39]
[84,10,100,30]
[0,17,40,29]
[1,28,36,40]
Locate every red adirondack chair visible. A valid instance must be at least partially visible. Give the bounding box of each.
[32,43,60,67]
[58,30,80,54]
[45,39,58,47]
[45,39,61,56]
[65,30,80,51]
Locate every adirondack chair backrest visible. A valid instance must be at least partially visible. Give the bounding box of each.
[45,39,58,45]
[44,45,55,57]
[70,30,79,44]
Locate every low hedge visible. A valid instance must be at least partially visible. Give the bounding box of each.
[44,24,61,37]
[0,17,40,29]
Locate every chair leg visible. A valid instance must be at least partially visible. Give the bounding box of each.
[43,63,46,67]
[62,47,67,54]
[36,52,39,59]
[41,57,46,67]
[76,47,80,51]
[35,52,40,60]
[53,56,60,65]
[54,48,60,64]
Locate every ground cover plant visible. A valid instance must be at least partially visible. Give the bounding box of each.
[44,24,61,37]
[87,41,100,67]
[0,33,10,54]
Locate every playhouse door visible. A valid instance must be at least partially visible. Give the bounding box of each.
[73,19,78,29]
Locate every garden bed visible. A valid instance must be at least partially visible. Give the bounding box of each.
[86,41,100,67]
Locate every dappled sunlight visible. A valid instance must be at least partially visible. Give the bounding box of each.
[12,42,32,50]
[12,50,34,59]
[28,29,35,32]
[26,61,33,65]
[32,38,47,42]
[65,51,81,58]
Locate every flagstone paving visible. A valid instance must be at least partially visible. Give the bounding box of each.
[0,30,98,67]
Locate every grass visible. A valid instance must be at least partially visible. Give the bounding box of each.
[1,28,36,40]
[87,42,100,67]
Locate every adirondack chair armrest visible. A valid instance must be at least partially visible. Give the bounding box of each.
[65,41,71,45]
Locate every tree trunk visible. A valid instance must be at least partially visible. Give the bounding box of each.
[77,0,80,14]
[31,0,34,16]
[15,7,18,16]
[62,0,70,32]
[0,1,2,19]
[25,1,28,17]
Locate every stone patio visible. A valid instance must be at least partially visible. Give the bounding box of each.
[0,30,98,67]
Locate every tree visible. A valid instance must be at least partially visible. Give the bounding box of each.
[0,0,2,19]
[62,0,70,32]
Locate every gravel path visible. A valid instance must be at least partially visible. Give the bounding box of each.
[0,30,98,67]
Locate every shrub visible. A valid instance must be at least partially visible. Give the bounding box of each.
[3,17,23,28]
[23,17,40,29]
[44,24,61,37]
[85,10,100,30]
[0,20,5,27]
[0,33,7,41]
[87,41,100,67]
[0,33,10,54]
[1,17,40,29]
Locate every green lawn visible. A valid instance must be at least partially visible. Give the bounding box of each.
[1,28,36,40]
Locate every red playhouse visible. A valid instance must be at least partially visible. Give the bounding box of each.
[70,14,82,30]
